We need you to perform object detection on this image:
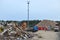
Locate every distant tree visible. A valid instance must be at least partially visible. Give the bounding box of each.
[21,20,41,27]
[56,21,60,26]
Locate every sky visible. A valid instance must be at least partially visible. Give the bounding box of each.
[0,0,60,21]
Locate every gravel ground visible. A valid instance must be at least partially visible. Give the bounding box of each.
[31,31,59,40]
[57,32,60,40]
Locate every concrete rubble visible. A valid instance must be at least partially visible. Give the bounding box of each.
[0,22,36,40]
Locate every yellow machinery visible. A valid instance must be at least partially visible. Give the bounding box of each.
[0,27,4,32]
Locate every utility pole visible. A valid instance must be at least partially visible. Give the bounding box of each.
[27,0,30,27]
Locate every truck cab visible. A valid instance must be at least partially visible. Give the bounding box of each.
[54,26,59,32]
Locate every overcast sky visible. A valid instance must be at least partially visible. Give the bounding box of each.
[0,0,60,21]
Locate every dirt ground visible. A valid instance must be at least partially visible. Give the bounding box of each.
[31,30,59,40]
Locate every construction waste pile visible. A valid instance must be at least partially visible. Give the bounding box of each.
[0,22,36,40]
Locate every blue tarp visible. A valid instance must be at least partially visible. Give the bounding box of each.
[33,26,38,31]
